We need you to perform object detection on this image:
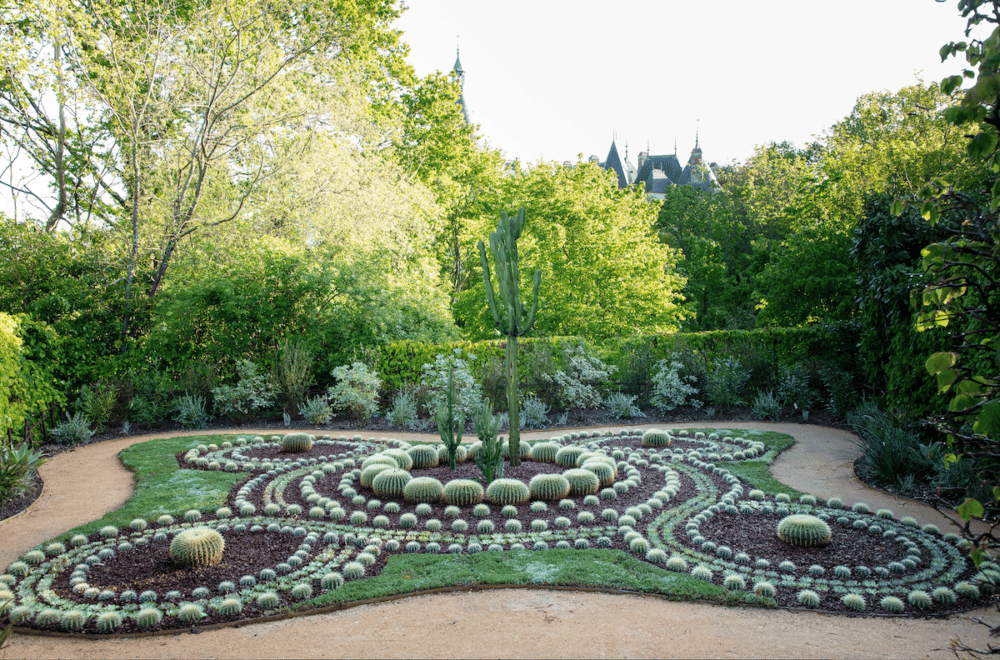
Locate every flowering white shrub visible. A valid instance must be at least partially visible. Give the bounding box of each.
[651,357,702,411]
[541,344,615,410]
[329,362,381,421]
[420,349,482,420]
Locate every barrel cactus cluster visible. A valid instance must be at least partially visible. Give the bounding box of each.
[1,428,991,634]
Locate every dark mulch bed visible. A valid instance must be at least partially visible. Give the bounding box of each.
[0,471,42,523]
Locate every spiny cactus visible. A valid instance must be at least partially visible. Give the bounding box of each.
[486,478,531,505]
[479,207,541,467]
[96,610,123,632]
[403,477,444,503]
[529,474,571,501]
[530,442,560,463]
[361,454,398,470]
[555,446,587,468]
[563,469,600,497]
[880,596,905,613]
[581,460,616,488]
[907,589,932,608]
[436,366,465,469]
[178,603,206,623]
[281,432,314,453]
[841,593,866,611]
[776,514,831,547]
[135,607,163,627]
[372,469,413,499]
[360,464,393,489]
[797,590,820,608]
[169,528,225,567]
[472,398,505,483]
[443,479,485,506]
[641,429,672,447]
[217,597,243,615]
[754,581,776,598]
[408,445,440,469]
[382,448,414,471]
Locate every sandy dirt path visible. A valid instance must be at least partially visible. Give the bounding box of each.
[1,422,996,659]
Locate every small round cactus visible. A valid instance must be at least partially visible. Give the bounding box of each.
[96,610,123,632]
[257,592,281,608]
[372,469,413,499]
[776,514,831,547]
[932,587,957,604]
[217,597,243,615]
[555,446,587,468]
[880,596,905,613]
[403,477,445,503]
[343,562,365,580]
[797,590,820,608]
[178,603,206,623]
[641,429,671,447]
[291,583,313,600]
[169,528,225,567]
[407,445,440,469]
[530,442,560,463]
[562,469,600,497]
[581,461,616,488]
[754,581,776,598]
[528,474,571,501]
[907,589,933,608]
[723,574,746,591]
[842,593,866,611]
[322,572,344,590]
[360,464,393,488]
[382,448,414,470]
[486,478,531,506]
[135,607,163,627]
[443,479,485,506]
[282,432,314,452]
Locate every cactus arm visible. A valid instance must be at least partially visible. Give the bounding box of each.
[478,240,502,329]
[523,269,541,335]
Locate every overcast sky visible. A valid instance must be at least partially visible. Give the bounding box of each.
[396,0,975,167]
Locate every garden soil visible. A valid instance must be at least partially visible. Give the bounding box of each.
[1,422,996,660]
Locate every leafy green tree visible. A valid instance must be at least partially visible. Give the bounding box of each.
[455,162,687,339]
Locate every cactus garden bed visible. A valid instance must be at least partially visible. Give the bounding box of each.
[1,429,995,635]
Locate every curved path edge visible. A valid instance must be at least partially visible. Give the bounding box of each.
[0,422,995,659]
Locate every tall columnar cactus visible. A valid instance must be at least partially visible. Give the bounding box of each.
[479,207,541,467]
[472,398,504,483]
[436,366,464,469]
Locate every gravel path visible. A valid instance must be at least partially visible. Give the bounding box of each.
[0,422,995,659]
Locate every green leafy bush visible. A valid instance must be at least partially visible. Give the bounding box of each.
[173,394,211,429]
[750,390,783,421]
[76,381,118,433]
[329,362,381,422]
[706,357,749,408]
[387,390,420,429]
[298,395,332,425]
[0,442,45,504]
[541,342,615,410]
[420,350,481,420]
[211,360,276,419]
[49,412,94,445]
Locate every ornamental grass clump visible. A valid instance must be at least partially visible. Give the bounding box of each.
[776,515,831,547]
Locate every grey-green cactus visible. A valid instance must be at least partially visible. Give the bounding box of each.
[443,479,485,506]
[563,469,600,497]
[641,429,672,447]
[436,366,465,469]
[408,445,440,469]
[485,478,531,505]
[472,398,505,483]
[372,469,412,499]
[776,514,831,547]
[555,446,587,468]
[528,474,571,501]
[478,207,541,467]
[169,528,225,567]
[403,477,444,503]
[530,442,560,463]
[281,432,314,453]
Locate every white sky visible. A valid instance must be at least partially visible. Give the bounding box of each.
[396,0,975,167]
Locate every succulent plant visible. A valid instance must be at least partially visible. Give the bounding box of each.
[135,607,163,627]
[96,610,123,632]
[178,603,206,622]
[641,430,671,447]
[754,581,776,598]
[528,474,571,501]
[443,479,486,506]
[360,464,393,488]
[797,590,820,607]
[257,592,281,608]
[371,469,413,499]
[555,446,587,468]
[403,477,445,503]
[343,562,365,580]
[217,597,243,615]
[486,478,531,505]
[776,515,831,547]
[691,565,713,581]
[407,445,440,469]
[581,461,616,488]
[842,593,866,611]
[724,575,746,591]
[879,596,905,613]
[932,587,957,604]
[183,509,202,522]
[907,589,932,608]
[282,432,314,453]
[399,513,418,528]
[291,583,314,600]
[562,469,600,497]
[530,442,560,463]
[169,528,225,567]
